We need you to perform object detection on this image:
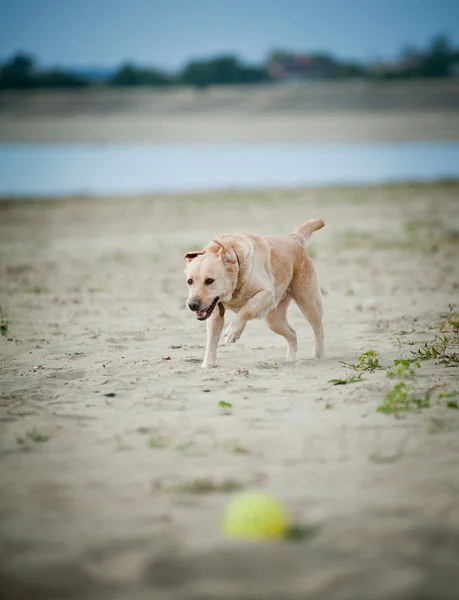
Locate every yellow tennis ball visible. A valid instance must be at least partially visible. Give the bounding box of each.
[222,491,290,540]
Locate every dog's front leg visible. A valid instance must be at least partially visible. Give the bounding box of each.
[224,288,274,345]
[202,309,225,368]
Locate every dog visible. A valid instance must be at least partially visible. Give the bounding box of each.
[184,219,325,368]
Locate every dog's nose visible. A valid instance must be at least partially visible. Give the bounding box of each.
[188,298,200,312]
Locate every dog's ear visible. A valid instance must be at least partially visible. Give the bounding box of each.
[184,251,205,262]
[213,240,236,264]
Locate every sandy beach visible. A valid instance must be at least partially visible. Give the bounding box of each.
[1,80,459,143]
[1,182,459,599]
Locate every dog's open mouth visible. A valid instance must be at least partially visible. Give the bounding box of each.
[196,297,219,321]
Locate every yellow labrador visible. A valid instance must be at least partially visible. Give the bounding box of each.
[184,219,325,367]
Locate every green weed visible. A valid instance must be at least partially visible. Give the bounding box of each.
[25,285,48,294]
[147,436,167,449]
[428,307,459,335]
[378,362,427,415]
[329,372,364,385]
[402,308,459,366]
[219,400,233,414]
[175,441,197,453]
[377,382,430,415]
[173,477,244,494]
[437,391,459,409]
[394,336,415,358]
[410,334,458,365]
[340,350,380,372]
[225,440,250,455]
[16,428,50,444]
[386,361,420,379]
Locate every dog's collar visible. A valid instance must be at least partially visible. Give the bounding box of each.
[233,248,242,294]
[234,248,241,269]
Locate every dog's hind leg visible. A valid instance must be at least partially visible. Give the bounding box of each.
[202,309,225,368]
[290,276,325,359]
[265,295,297,362]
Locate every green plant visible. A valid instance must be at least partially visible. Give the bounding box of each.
[16,428,50,444]
[225,440,250,455]
[433,307,459,335]
[25,285,48,294]
[392,358,421,369]
[378,362,428,415]
[447,313,459,334]
[386,361,419,379]
[410,334,458,364]
[219,400,233,414]
[173,477,244,494]
[378,382,430,415]
[413,307,459,365]
[437,391,458,409]
[175,441,197,452]
[147,436,167,449]
[340,350,380,372]
[394,336,416,360]
[219,400,232,409]
[328,372,364,385]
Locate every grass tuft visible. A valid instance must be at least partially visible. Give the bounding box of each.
[218,400,233,414]
[378,362,427,415]
[329,372,364,385]
[147,436,167,449]
[16,428,50,444]
[340,350,380,372]
[173,477,244,494]
[25,285,48,294]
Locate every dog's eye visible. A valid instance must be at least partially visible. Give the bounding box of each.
[187,279,193,285]
[205,278,215,285]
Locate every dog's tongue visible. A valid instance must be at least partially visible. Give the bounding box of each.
[196,310,206,319]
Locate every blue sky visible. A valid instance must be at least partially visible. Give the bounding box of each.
[1,0,459,69]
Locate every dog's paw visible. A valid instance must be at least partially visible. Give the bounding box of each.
[201,360,215,368]
[224,321,244,345]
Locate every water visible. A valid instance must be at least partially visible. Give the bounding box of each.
[0,142,458,196]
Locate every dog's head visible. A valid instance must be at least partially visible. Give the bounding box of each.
[184,240,237,321]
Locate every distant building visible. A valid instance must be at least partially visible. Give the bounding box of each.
[267,55,335,82]
[368,54,424,78]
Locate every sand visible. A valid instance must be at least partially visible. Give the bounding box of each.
[1,81,459,143]
[1,183,459,599]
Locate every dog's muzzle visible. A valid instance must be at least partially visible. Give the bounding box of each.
[194,297,220,321]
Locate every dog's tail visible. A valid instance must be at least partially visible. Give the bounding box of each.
[292,219,325,243]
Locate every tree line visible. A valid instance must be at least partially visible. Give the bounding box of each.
[1,35,457,90]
